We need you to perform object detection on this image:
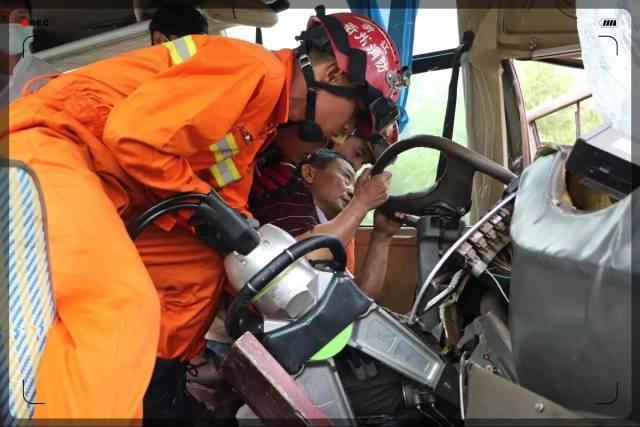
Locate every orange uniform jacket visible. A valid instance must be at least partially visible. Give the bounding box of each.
[3,35,293,418]
[9,35,291,224]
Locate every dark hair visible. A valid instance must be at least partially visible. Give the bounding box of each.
[298,149,352,173]
[149,5,208,40]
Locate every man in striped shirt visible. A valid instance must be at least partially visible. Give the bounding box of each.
[250,150,403,300]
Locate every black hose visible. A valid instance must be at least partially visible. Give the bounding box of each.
[226,285,262,340]
[128,203,199,239]
[127,192,208,236]
[226,234,346,339]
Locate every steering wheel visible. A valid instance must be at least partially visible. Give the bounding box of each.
[370,135,517,216]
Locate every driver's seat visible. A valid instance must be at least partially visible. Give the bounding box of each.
[1,161,57,423]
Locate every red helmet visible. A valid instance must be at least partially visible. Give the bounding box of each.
[298,6,410,135]
[307,11,408,103]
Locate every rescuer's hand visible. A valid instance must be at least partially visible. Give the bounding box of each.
[352,168,392,211]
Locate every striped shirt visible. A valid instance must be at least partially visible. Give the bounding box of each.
[249,162,321,237]
[249,161,357,273]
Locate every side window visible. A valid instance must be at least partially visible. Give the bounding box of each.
[388,69,468,197]
[514,60,604,149]
[363,8,467,225]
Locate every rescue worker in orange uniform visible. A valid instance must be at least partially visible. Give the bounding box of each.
[2,5,408,421]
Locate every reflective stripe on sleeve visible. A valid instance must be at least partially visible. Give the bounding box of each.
[209,133,239,162]
[210,158,241,188]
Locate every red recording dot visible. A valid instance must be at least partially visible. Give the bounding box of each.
[20,18,28,26]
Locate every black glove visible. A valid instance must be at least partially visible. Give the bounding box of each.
[189,191,260,255]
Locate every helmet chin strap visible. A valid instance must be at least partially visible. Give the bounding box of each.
[296,120,324,143]
[294,38,363,143]
[295,46,325,143]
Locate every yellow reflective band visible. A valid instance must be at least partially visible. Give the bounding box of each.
[226,157,241,180]
[209,133,239,162]
[162,35,197,65]
[184,35,197,57]
[211,165,224,188]
[163,41,182,65]
[210,158,241,188]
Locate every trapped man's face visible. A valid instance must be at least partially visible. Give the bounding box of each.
[305,158,356,219]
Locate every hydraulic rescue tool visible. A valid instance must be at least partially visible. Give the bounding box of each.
[128,185,459,424]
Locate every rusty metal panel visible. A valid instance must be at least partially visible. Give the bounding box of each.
[221,332,331,426]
